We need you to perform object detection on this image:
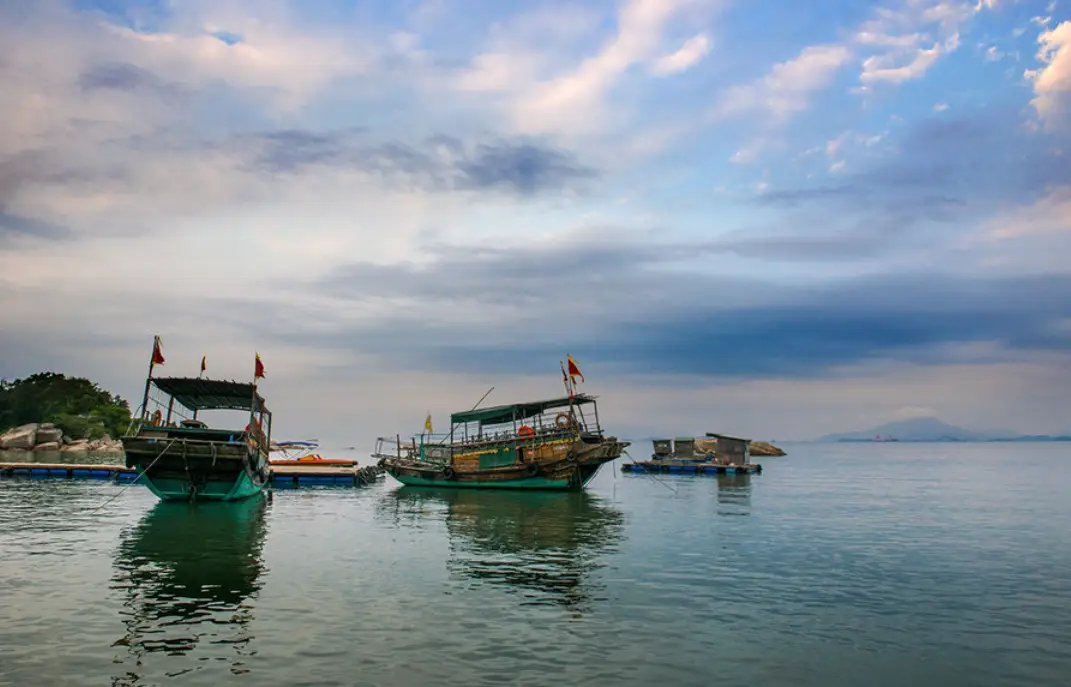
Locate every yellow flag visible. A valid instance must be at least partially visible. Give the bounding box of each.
[424,412,433,433]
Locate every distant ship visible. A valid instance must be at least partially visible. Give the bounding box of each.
[873,434,899,442]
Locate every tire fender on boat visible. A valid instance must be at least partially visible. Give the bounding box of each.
[442,466,456,480]
[525,462,539,477]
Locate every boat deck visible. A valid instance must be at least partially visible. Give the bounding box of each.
[0,462,385,487]
[621,461,762,475]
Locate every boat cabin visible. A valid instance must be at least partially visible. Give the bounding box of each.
[136,377,272,449]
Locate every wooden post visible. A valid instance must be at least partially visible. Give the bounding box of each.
[165,396,175,425]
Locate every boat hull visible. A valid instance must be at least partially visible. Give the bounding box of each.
[382,438,628,491]
[122,436,270,502]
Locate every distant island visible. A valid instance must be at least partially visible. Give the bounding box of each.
[817,417,1071,443]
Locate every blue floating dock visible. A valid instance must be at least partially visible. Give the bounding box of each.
[1,462,385,488]
[621,461,762,475]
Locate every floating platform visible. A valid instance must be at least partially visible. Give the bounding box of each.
[0,462,385,488]
[270,464,384,487]
[620,461,762,475]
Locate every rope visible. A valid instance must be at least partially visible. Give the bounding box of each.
[88,438,178,514]
[623,448,679,495]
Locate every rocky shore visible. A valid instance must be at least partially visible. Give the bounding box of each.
[749,441,786,457]
[0,422,123,454]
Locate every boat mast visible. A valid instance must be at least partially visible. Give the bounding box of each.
[140,335,163,421]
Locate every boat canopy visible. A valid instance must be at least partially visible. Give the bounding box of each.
[151,377,267,412]
[450,393,596,426]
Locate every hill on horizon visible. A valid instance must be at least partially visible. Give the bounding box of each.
[816,417,1025,443]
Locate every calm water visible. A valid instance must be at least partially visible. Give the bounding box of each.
[1,443,1069,686]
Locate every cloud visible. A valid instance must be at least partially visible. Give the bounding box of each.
[0,210,71,242]
[718,44,852,121]
[295,235,1071,384]
[650,33,711,75]
[853,0,989,89]
[1027,21,1071,129]
[456,141,599,195]
[985,186,1071,239]
[459,0,721,137]
[76,61,186,99]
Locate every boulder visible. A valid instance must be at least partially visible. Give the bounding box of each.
[749,441,786,457]
[63,440,90,452]
[35,427,64,445]
[34,441,62,451]
[87,438,123,454]
[0,423,39,450]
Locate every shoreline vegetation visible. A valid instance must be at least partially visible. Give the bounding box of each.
[0,372,130,454]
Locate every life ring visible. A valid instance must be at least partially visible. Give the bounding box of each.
[150,410,162,426]
[518,425,535,437]
[555,412,576,430]
[441,466,456,480]
[525,462,539,477]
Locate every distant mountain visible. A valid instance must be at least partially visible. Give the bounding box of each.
[817,417,1028,443]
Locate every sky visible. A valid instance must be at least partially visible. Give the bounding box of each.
[1,0,1070,446]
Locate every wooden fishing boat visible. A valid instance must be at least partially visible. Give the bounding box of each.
[374,394,627,490]
[120,338,272,502]
[374,356,628,490]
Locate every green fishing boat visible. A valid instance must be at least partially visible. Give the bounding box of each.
[121,337,272,502]
[374,357,629,490]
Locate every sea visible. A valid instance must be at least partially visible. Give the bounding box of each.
[0,442,1069,687]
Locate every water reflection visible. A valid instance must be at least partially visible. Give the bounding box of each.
[384,488,625,615]
[110,496,268,684]
[716,474,752,517]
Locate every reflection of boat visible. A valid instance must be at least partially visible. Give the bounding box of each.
[269,440,358,467]
[121,339,273,501]
[110,496,268,681]
[382,488,625,612]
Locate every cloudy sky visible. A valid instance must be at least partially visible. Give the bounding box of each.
[2,0,1070,446]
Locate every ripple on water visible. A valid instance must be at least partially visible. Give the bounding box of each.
[3,444,1071,686]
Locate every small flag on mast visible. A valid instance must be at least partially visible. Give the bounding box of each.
[566,354,584,384]
[151,336,165,367]
[200,356,206,377]
[425,412,433,434]
[254,353,265,380]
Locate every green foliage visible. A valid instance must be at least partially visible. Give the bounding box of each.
[0,372,132,440]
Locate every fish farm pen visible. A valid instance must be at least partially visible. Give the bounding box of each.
[0,462,385,488]
[620,462,762,475]
[619,434,764,475]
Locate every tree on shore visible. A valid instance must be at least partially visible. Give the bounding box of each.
[0,372,132,440]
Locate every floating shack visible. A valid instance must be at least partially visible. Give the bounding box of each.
[621,433,762,475]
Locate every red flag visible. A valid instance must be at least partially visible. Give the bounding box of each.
[254,352,265,380]
[200,356,206,374]
[151,336,165,366]
[566,354,584,384]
